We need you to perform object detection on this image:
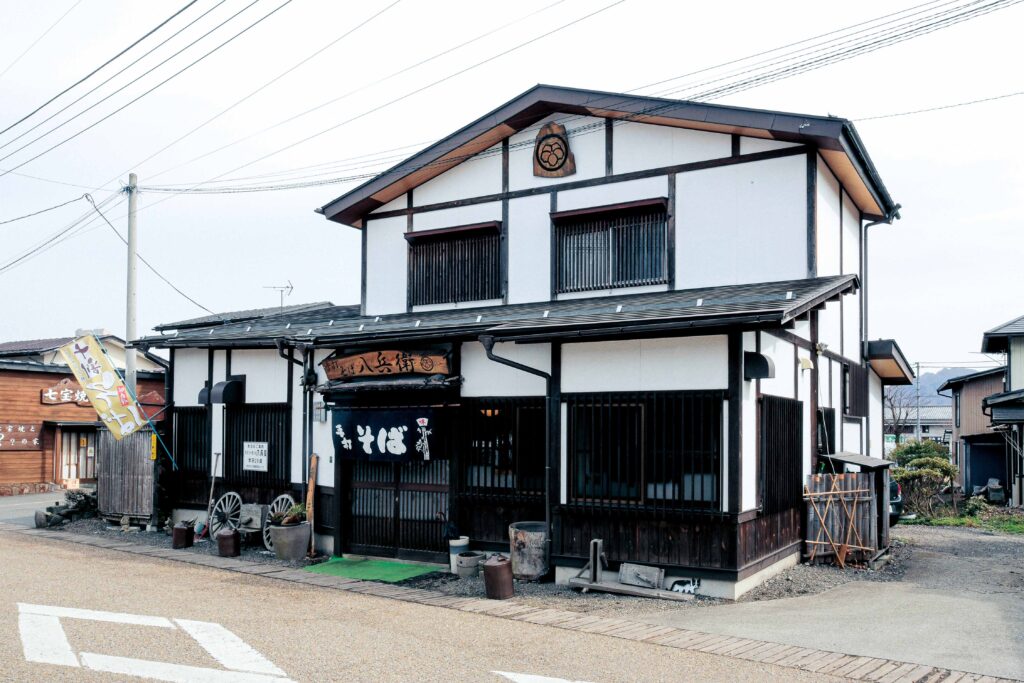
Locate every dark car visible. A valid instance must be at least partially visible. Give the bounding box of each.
[889,479,904,526]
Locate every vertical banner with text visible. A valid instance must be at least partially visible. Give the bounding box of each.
[58,335,147,440]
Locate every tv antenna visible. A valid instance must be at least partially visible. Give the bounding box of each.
[263,280,293,309]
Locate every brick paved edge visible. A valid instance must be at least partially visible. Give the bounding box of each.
[3,524,1016,683]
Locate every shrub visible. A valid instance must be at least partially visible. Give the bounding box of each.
[893,456,958,516]
[962,496,991,517]
[890,439,950,467]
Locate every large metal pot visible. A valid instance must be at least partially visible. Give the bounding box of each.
[268,522,310,561]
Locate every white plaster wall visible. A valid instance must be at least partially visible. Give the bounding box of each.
[364,216,408,315]
[312,349,335,487]
[817,158,842,277]
[843,418,864,454]
[556,176,668,211]
[843,291,862,363]
[675,154,807,289]
[211,351,226,476]
[290,353,305,485]
[230,350,288,403]
[460,341,550,397]
[509,115,605,191]
[868,370,883,458]
[759,333,795,399]
[370,193,406,214]
[841,190,860,277]
[413,145,502,206]
[410,202,502,231]
[556,283,668,300]
[507,194,551,304]
[742,332,758,511]
[173,348,207,408]
[831,360,843,450]
[818,300,842,354]
[798,347,813,478]
[818,356,830,409]
[791,320,811,342]
[740,137,801,154]
[612,122,729,174]
[561,336,728,393]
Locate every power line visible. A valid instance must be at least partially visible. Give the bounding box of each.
[0,194,85,225]
[85,194,216,315]
[0,0,83,82]
[0,0,228,153]
[0,1,199,138]
[855,89,1024,120]
[0,0,295,176]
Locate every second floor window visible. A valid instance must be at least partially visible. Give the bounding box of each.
[407,222,501,307]
[554,199,668,294]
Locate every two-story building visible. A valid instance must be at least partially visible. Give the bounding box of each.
[137,85,909,597]
[979,317,1024,505]
[937,367,1006,495]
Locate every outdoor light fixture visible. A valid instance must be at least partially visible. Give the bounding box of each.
[480,408,501,417]
[313,401,327,423]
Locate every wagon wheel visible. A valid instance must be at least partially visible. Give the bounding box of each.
[263,494,296,551]
[209,491,242,537]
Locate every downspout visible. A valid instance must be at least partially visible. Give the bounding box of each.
[479,335,554,559]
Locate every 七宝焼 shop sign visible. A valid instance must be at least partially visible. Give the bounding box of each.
[322,350,449,381]
[58,335,146,441]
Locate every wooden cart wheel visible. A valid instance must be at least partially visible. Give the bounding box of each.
[263,494,296,551]
[209,491,242,537]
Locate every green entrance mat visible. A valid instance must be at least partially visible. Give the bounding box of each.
[305,556,440,583]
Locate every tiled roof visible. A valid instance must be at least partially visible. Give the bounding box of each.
[0,337,76,355]
[136,275,857,349]
[982,314,1024,353]
[154,301,339,331]
[937,366,1005,392]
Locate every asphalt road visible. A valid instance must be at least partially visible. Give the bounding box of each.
[0,532,840,683]
[0,492,64,528]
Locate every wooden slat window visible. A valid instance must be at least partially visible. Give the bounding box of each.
[555,203,668,293]
[565,391,723,510]
[172,407,209,474]
[223,403,290,487]
[462,398,545,496]
[760,395,804,514]
[407,225,501,306]
[844,362,869,418]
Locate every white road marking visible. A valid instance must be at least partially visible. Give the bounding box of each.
[16,603,293,682]
[18,613,78,667]
[175,618,287,676]
[494,672,597,683]
[80,653,296,683]
[18,602,175,628]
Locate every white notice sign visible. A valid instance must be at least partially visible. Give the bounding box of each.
[243,441,269,472]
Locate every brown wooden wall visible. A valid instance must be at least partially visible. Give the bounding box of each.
[956,373,1005,439]
[0,368,165,485]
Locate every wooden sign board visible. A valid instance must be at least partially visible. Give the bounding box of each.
[322,350,449,381]
[40,377,91,406]
[0,423,43,450]
[533,121,576,178]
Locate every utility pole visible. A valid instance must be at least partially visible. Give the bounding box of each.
[125,173,138,394]
[915,360,921,442]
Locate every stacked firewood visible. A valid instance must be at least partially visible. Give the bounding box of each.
[34,489,98,528]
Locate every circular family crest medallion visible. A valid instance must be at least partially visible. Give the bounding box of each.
[419,355,435,372]
[535,133,568,172]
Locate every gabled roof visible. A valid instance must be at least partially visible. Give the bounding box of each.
[154,301,337,332]
[937,366,1005,392]
[136,274,858,349]
[981,314,1024,353]
[0,336,84,355]
[317,84,899,228]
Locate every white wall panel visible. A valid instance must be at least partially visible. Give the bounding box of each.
[831,360,843,449]
[507,194,551,304]
[413,146,502,206]
[844,418,864,454]
[370,193,406,214]
[290,352,305,485]
[411,202,502,231]
[676,154,806,289]
[868,370,883,458]
[509,115,605,191]
[791,320,811,342]
[211,351,226,476]
[461,341,550,397]
[311,349,334,487]
[798,347,813,477]
[818,300,842,354]
[230,350,287,403]
[173,349,207,408]
[843,291,862,363]
[817,158,842,277]
[740,137,801,154]
[556,176,668,211]
[841,189,860,277]
[742,332,758,511]
[759,334,796,399]
[364,216,408,315]
[612,122,729,174]
[561,336,728,393]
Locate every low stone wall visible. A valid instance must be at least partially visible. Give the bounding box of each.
[0,482,62,496]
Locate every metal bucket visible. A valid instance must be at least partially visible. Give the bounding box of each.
[483,554,514,599]
[448,535,469,573]
[171,524,194,549]
[455,551,486,579]
[509,521,549,581]
[216,528,240,557]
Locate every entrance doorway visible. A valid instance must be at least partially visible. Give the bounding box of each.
[60,431,96,485]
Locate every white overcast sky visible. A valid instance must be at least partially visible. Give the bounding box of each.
[1,0,1021,368]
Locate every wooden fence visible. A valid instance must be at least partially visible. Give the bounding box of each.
[804,473,879,567]
[97,428,154,521]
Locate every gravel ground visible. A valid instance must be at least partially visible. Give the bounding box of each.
[55,517,326,569]
[399,539,911,617]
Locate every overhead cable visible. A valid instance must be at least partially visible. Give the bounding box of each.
[0,0,84,82]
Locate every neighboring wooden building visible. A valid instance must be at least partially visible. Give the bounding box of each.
[0,335,165,494]
[137,86,909,598]
[938,368,1006,494]
[980,316,1024,505]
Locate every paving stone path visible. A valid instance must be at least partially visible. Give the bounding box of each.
[3,523,1016,683]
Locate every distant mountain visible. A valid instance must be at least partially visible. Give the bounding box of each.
[907,367,996,405]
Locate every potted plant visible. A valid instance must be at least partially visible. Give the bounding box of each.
[268,503,309,561]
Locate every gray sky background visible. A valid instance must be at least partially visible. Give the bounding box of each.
[1,0,1021,370]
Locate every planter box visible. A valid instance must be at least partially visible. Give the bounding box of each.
[268,522,310,561]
